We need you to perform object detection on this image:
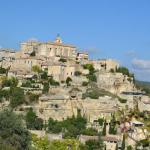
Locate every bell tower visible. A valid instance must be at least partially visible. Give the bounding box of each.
[54,34,62,43]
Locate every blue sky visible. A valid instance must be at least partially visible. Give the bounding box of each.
[0,0,150,81]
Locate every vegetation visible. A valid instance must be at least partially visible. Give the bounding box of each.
[0,89,10,102]
[0,67,7,74]
[49,76,59,86]
[2,77,18,88]
[81,128,98,136]
[47,111,87,138]
[10,87,25,108]
[26,92,39,103]
[32,134,85,150]
[32,65,41,73]
[109,115,117,135]
[74,71,82,76]
[41,71,48,80]
[135,80,150,96]
[121,134,125,150]
[116,67,135,80]
[127,145,133,150]
[82,87,115,99]
[26,108,43,130]
[0,110,31,150]
[66,77,72,86]
[98,118,104,126]
[22,80,32,87]
[83,64,97,82]
[85,139,104,150]
[118,97,127,103]
[102,120,107,136]
[82,81,89,86]
[42,82,49,94]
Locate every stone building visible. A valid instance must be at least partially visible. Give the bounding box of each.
[48,63,76,81]
[91,59,119,72]
[19,35,77,59]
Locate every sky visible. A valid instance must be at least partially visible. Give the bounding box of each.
[0,0,150,81]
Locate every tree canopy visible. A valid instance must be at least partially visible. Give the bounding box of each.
[0,110,31,150]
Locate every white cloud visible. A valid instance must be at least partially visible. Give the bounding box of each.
[132,59,150,81]
[132,59,150,70]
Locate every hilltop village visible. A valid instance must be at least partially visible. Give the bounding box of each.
[0,35,150,150]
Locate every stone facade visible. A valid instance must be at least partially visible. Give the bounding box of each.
[19,35,77,59]
[91,59,119,72]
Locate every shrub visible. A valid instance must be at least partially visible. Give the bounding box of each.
[0,110,31,150]
[10,87,25,108]
[42,82,49,94]
[26,108,43,130]
[66,77,72,86]
[98,118,104,126]
[118,97,127,103]
[82,81,88,86]
[0,67,6,74]
[74,71,82,76]
[49,77,60,86]
[22,80,32,87]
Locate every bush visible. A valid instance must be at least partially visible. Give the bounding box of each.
[41,71,48,80]
[0,110,31,150]
[10,87,25,108]
[116,67,130,76]
[42,82,49,94]
[2,77,18,87]
[74,71,82,76]
[27,92,39,103]
[82,81,88,86]
[87,74,97,82]
[49,77,60,86]
[0,67,6,74]
[26,108,43,130]
[66,77,72,86]
[98,118,104,126]
[48,114,87,138]
[85,139,104,150]
[22,80,32,87]
[81,128,98,136]
[118,97,127,103]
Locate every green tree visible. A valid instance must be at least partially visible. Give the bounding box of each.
[26,108,43,130]
[85,139,104,150]
[102,120,107,136]
[0,110,31,150]
[43,82,49,93]
[41,71,48,80]
[127,145,133,150]
[10,87,25,108]
[32,134,50,150]
[121,134,125,150]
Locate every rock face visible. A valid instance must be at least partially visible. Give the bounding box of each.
[36,94,117,122]
[97,72,135,94]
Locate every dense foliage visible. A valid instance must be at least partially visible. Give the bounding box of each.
[0,110,31,150]
[26,108,43,130]
[83,64,97,82]
[48,112,87,138]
